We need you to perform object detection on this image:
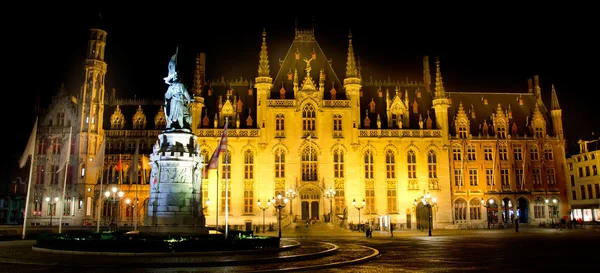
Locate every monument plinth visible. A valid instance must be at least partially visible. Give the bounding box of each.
[143,48,207,234]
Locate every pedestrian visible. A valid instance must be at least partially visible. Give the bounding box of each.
[365,225,370,238]
[390,224,394,238]
[515,217,520,232]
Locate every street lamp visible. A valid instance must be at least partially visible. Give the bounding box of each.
[352,198,366,226]
[325,188,336,223]
[414,192,436,236]
[271,194,289,239]
[546,198,558,227]
[257,199,271,233]
[105,186,124,230]
[286,187,297,217]
[45,196,59,226]
[481,199,494,229]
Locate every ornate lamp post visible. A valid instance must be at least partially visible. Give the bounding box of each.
[546,198,558,226]
[352,198,366,225]
[285,187,297,217]
[105,186,124,229]
[325,188,336,223]
[271,194,289,239]
[257,199,271,233]
[481,199,494,229]
[45,196,59,226]
[414,192,436,236]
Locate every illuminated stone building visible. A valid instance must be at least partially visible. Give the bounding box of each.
[566,135,600,222]
[24,26,569,231]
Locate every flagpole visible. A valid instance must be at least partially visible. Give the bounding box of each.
[58,126,72,234]
[97,164,104,232]
[22,117,38,240]
[225,117,229,239]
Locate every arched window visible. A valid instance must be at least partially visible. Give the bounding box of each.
[274,147,285,178]
[301,145,317,181]
[385,150,395,179]
[302,104,316,136]
[244,150,254,179]
[333,148,344,178]
[364,149,374,179]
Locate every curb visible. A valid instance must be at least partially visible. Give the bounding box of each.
[31,239,301,257]
[253,244,379,273]
[1,241,339,268]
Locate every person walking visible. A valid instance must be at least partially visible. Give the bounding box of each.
[515,217,520,232]
[390,224,394,238]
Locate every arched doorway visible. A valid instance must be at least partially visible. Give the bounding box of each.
[415,203,430,230]
[300,186,321,221]
[501,198,514,223]
[517,197,529,223]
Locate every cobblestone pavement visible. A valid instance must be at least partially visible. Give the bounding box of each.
[0,225,598,272]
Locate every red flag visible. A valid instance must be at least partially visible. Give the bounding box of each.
[203,122,228,178]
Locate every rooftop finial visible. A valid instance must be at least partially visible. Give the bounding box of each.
[345,32,358,78]
[434,57,446,99]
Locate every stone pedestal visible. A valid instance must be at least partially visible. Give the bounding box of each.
[143,131,207,234]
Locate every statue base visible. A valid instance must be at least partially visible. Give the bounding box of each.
[144,131,208,235]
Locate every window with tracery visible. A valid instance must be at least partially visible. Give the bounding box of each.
[457,120,468,138]
[496,125,506,139]
[244,150,254,179]
[221,150,231,179]
[452,145,462,161]
[274,147,285,178]
[364,149,374,179]
[469,198,482,220]
[543,146,554,160]
[467,145,476,161]
[275,114,285,138]
[333,148,344,178]
[302,104,316,135]
[407,150,416,179]
[454,199,467,221]
[385,150,395,179]
[301,145,317,181]
[428,150,437,178]
[529,146,539,161]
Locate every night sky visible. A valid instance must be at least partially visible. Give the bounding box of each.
[6,7,597,177]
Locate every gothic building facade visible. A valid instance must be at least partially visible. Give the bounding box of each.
[23,26,569,231]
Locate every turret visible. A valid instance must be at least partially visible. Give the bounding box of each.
[190,53,206,135]
[343,31,361,143]
[255,29,272,144]
[550,84,563,139]
[423,56,432,93]
[533,75,542,101]
[431,57,451,145]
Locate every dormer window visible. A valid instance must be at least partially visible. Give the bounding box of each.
[496,126,506,139]
[534,126,544,138]
[457,121,468,138]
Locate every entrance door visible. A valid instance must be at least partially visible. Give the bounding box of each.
[406,213,412,229]
[311,201,319,220]
[299,186,321,221]
[301,201,310,220]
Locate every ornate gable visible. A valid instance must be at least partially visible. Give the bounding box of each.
[155,106,166,129]
[221,96,234,116]
[132,105,147,129]
[389,92,407,116]
[492,103,508,138]
[531,103,546,138]
[454,102,469,138]
[110,105,125,129]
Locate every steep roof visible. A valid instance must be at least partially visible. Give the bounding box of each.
[270,29,344,100]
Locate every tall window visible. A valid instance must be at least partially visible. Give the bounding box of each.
[302,145,317,181]
[220,187,231,215]
[333,114,342,138]
[221,150,231,179]
[543,145,554,160]
[365,189,375,215]
[364,150,374,179]
[486,169,494,186]
[529,146,539,161]
[499,145,508,160]
[38,138,47,155]
[302,104,316,136]
[500,169,509,186]
[457,121,468,138]
[496,125,506,139]
[454,199,467,221]
[334,187,345,214]
[333,148,344,178]
[533,198,545,218]
[385,150,395,179]
[274,148,285,178]
[484,146,493,161]
[407,150,416,179]
[454,169,463,186]
[469,199,482,220]
[428,150,437,178]
[513,146,523,161]
[546,168,556,185]
[244,190,253,214]
[387,188,397,213]
[452,145,462,161]
[467,145,476,161]
[275,114,285,138]
[244,150,254,179]
[468,169,478,186]
[57,112,65,126]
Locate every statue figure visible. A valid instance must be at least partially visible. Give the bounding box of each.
[303,57,313,73]
[163,47,193,132]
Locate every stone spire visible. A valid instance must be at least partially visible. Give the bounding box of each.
[551,84,561,110]
[258,29,270,77]
[434,57,446,99]
[345,30,358,78]
[192,53,206,96]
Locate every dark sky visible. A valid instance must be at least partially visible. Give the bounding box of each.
[6,7,598,175]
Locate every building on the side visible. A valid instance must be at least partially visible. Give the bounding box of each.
[20,25,569,231]
[566,134,600,223]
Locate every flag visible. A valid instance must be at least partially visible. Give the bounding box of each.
[203,122,228,178]
[131,142,139,184]
[57,127,72,173]
[92,139,106,182]
[19,118,38,169]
